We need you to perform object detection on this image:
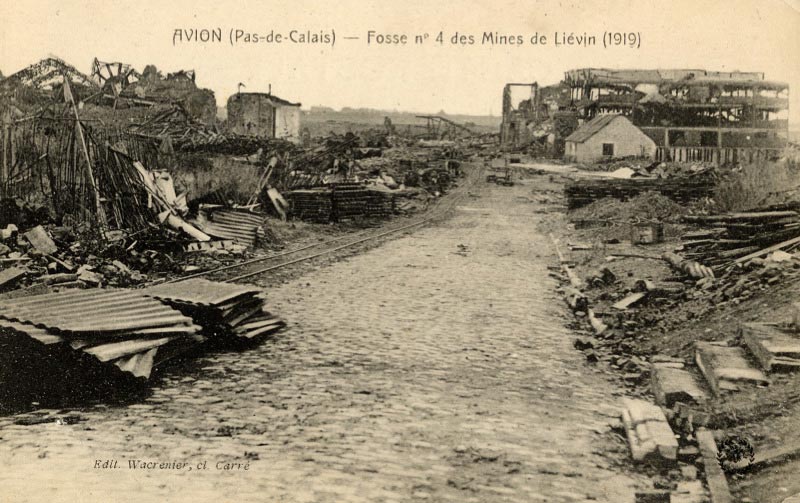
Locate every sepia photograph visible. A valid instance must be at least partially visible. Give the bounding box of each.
[0,0,799,501]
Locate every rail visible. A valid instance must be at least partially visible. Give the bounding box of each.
[159,163,483,285]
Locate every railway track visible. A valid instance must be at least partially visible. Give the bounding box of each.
[160,163,484,285]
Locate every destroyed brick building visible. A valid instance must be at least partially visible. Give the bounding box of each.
[564,114,656,163]
[226,92,302,142]
[501,68,790,165]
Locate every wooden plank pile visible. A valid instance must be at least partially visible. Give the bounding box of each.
[142,278,285,341]
[679,208,800,267]
[0,289,204,380]
[286,188,334,222]
[286,183,395,223]
[332,184,395,220]
[565,177,713,210]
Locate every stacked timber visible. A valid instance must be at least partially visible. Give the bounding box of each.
[287,183,395,222]
[142,278,285,341]
[0,289,203,380]
[286,188,334,222]
[680,209,800,267]
[332,184,395,220]
[565,177,713,210]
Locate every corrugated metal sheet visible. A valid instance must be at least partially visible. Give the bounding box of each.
[0,317,196,380]
[143,278,283,340]
[0,319,63,345]
[199,209,264,247]
[0,289,198,336]
[143,278,262,307]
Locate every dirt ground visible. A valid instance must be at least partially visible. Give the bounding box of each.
[0,165,659,503]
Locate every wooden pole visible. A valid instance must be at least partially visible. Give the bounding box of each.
[1,113,8,197]
[64,76,108,231]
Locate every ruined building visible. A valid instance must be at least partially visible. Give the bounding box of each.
[500,82,574,154]
[564,68,789,164]
[226,92,302,142]
[502,68,790,164]
[92,61,217,125]
[0,57,98,110]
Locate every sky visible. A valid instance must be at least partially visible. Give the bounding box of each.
[1,0,799,123]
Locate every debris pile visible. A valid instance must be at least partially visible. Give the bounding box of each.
[571,191,688,224]
[579,159,718,180]
[568,191,687,242]
[130,105,299,155]
[679,207,800,268]
[0,223,158,291]
[143,278,285,342]
[565,177,714,210]
[0,277,285,409]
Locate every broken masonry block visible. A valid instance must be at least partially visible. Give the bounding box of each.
[740,322,800,373]
[791,302,800,332]
[0,267,26,289]
[695,428,734,503]
[635,490,671,503]
[621,398,678,467]
[23,225,57,255]
[677,445,700,463]
[694,341,768,396]
[613,292,648,310]
[651,363,708,408]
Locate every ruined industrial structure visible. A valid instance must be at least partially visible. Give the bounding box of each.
[226,92,302,142]
[91,60,217,125]
[502,68,790,164]
[0,57,217,125]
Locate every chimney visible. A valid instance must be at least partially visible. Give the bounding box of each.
[268,84,271,96]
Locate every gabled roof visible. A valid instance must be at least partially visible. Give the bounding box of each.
[565,114,627,143]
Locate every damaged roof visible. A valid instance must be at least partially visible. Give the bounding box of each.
[228,92,301,107]
[565,114,627,143]
[564,68,786,88]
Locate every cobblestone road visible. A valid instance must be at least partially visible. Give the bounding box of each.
[0,177,645,502]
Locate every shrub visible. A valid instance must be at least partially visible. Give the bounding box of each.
[712,154,800,212]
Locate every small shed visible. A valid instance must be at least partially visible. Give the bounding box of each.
[564,115,655,163]
[227,92,302,142]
